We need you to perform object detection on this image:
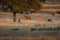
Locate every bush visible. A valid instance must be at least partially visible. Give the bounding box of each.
[56,27,60,30]
[10,28,20,31]
[38,28,43,31]
[31,28,37,31]
[49,28,53,30]
[38,28,48,31]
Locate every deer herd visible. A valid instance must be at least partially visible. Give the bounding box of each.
[18,15,44,22]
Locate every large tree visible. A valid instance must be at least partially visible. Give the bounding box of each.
[0,0,42,22]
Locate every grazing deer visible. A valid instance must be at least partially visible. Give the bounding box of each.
[23,15,31,20]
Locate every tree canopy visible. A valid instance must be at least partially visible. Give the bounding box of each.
[0,0,41,12]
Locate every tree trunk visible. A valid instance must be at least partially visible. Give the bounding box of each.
[13,13,16,22]
[8,5,16,22]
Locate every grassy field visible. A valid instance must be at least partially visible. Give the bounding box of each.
[0,12,60,40]
[0,26,60,40]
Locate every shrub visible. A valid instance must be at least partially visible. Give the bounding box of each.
[10,28,20,31]
[31,28,37,31]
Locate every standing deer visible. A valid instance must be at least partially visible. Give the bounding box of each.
[23,15,31,20]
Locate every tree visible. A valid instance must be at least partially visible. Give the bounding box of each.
[0,0,42,22]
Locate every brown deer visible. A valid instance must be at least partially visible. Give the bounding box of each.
[23,15,31,20]
[38,17,44,21]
